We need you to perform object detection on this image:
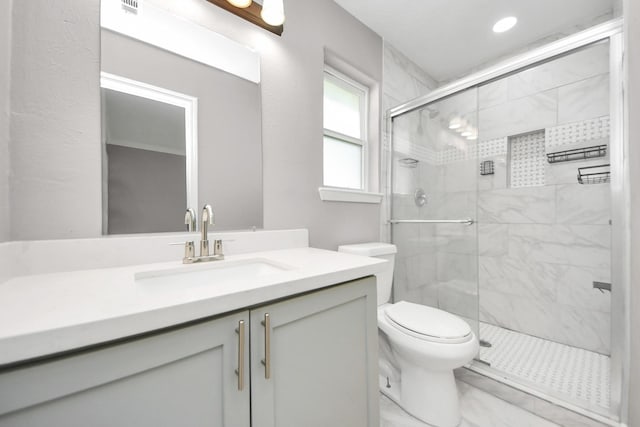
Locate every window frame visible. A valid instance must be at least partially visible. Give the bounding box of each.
[322,65,370,191]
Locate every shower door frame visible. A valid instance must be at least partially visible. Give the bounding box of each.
[386,18,628,422]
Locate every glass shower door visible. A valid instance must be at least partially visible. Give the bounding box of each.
[388,37,617,421]
[472,41,613,416]
[390,87,479,339]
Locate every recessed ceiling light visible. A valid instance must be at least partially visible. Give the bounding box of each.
[493,16,518,33]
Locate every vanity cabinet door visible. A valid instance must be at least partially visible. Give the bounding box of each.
[250,276,379,427]
[0,311,250,427]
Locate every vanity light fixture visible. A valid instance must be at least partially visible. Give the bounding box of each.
[207,0,284,36]
[493,16,517,33]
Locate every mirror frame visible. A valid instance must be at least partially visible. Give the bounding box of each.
[100,72,199,234]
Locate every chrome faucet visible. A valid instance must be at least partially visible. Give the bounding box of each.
[182,209,197,261]
[180,204,224,264]
[200,204,214,257]
[185,208,197,232]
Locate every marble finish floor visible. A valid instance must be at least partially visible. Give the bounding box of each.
[478,323,610,411]
[380,381,560,427]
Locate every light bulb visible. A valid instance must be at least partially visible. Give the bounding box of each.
[227,0,252,8]
[454,119,468,133]
[261,0,285,26]
[448,116,462,130]
[461,126,474,137]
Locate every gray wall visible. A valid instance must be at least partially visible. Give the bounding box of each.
[0,0,12,242]
[5,0,382,249]
[9,0,102,240]
[626,0,640,424]
[102,30,263,232]
[107,145,186,234]
[194,0,383,249]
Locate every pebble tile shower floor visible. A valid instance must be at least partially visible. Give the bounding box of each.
[478,323,610,411]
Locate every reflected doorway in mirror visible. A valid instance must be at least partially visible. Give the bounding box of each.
[100,72,198,234]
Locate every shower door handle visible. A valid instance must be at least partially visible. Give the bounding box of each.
[389,218,475,225]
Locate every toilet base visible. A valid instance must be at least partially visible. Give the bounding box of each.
[383,365,461,427]
[379,373,401,401]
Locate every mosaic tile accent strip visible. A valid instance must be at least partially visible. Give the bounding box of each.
[391,117,610,167]
[546,116,610,149]
[509,130,546,188]
[393,138,438,165]
[438,145,476,164]
[434,138,507,166]
[412,145,437,164]
[479,322,610,410]
[478,137,508,159]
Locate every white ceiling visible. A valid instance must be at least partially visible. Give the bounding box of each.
[103,89,186,154]
[334,0,615,83]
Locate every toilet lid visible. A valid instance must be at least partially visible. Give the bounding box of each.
[384,301,472,341]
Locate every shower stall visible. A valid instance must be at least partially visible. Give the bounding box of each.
[387,20,627,422]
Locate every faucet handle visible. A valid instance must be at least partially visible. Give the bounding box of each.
[185,208,197,232]
[213,239,224,258]
[184,241,196,259]
[169,241,196,262]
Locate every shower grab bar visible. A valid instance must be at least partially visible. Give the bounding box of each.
[389,218,475,225]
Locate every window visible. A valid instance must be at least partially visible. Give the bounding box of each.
[323,67,368,190]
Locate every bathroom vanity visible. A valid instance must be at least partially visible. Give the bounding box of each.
[0,231,384,426]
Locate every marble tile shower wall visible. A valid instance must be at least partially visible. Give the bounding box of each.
[389,84,481,329]
[428,158,479,330]
[475,42,612,355]
[380,41,438,247]
[392,122,480,329]
[390,150,442,309]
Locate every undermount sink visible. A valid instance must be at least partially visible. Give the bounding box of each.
[135,258,292,287]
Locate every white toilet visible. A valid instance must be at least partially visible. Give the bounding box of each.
[338,242,478,427]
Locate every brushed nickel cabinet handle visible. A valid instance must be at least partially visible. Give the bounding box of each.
[235,320,245,391]
[260,313,271,379]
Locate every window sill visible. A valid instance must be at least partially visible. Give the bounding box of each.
[318,187,383,204]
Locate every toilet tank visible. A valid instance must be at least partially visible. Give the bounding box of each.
[337,242,397,306]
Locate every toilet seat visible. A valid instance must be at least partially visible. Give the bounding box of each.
[384,301,473,344]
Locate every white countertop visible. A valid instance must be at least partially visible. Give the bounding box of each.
[0,247,385,366]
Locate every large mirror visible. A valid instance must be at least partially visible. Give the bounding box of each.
[100,0,263,234]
